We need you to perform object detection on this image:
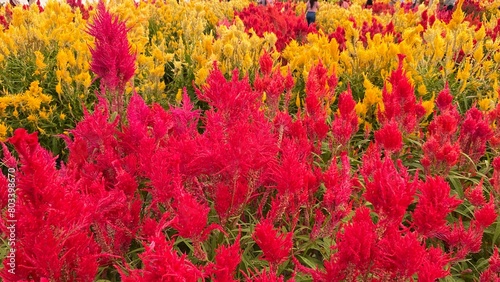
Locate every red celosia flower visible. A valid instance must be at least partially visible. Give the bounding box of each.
[205,233,242,282]
[417,247,450,282]
[253,53,290,117]
[328,26,347,50]
[322,151,352,220]
[465,180,486,206]
[421,84,461,175]
[459,107,493,164]
[360,142,383,180]
[303,62,336,141]
[363,158,415,226]
[270,137,317,220]
[120,236,204,281]
[374,121,403,153]
[87,1,136,112]
[435,83,454,111]
[479,248,500,281]
[421,138,461,175]
[259,50,273,76]
[194,64,279,224]
[310,208,327,240]
[0,129,99,282]
[444,219,484,260]
[8,128,41,161]
[333,207,378,279]
[171,192,217,244]
[332,87,359,146]
[377,227,426,279]
[412,176,462,238]
[474,198,497,228]
[428,112,460,138]
[491,157,500,195]
[357,18,402,46]
[298,207,378,281]
[252,219,293,268]
[196,64,259,114]
[59,97,143,261]
[379,54,425,134]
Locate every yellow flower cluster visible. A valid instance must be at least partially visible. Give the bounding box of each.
[0,2,95,141]
[191,17,279,85]
[0,81,53,141]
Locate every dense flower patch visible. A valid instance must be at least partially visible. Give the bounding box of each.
[1,0,500,281]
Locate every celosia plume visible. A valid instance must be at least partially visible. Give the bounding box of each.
[363,158,415,226]
[465,180,486,206]
[252,220,293,269]
[120,236,204,281]
[374,120,403,153]
[473,198,497,229]
[412,176,462,238]
[87,1,136,113]
[379,54,425,134]
[421,84,461,175]
[303,62,337,142]
[205,233,242,282]
[479,248,500,281]
[459,107,493,164]
[332,87,358,147]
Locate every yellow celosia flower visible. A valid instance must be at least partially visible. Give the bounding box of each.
[223,44,234,57]
[39,111,50,120]
[422,94,435,118]
[355,102,367,117]
[176,89,183,104]
[27,114,37,122]
[56,83,63,95]
[34,51,47,75]
[417,84,427,96]
[473,42,484,63]
[0,123,8,141]
[57,49,68,68]
[478,98,494,111]
[474,25,486,42]
[448,0,465,30]
[195,67,210,86]
[363,76,382,107]
[457,61,471,81]
[26,96,41,111]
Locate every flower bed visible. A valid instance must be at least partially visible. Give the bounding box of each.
[1,0,500,281]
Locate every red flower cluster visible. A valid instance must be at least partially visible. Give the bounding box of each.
[235,2,316,51]
[421,84,461,174]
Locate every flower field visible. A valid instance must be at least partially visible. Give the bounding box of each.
[1,0,500,280]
